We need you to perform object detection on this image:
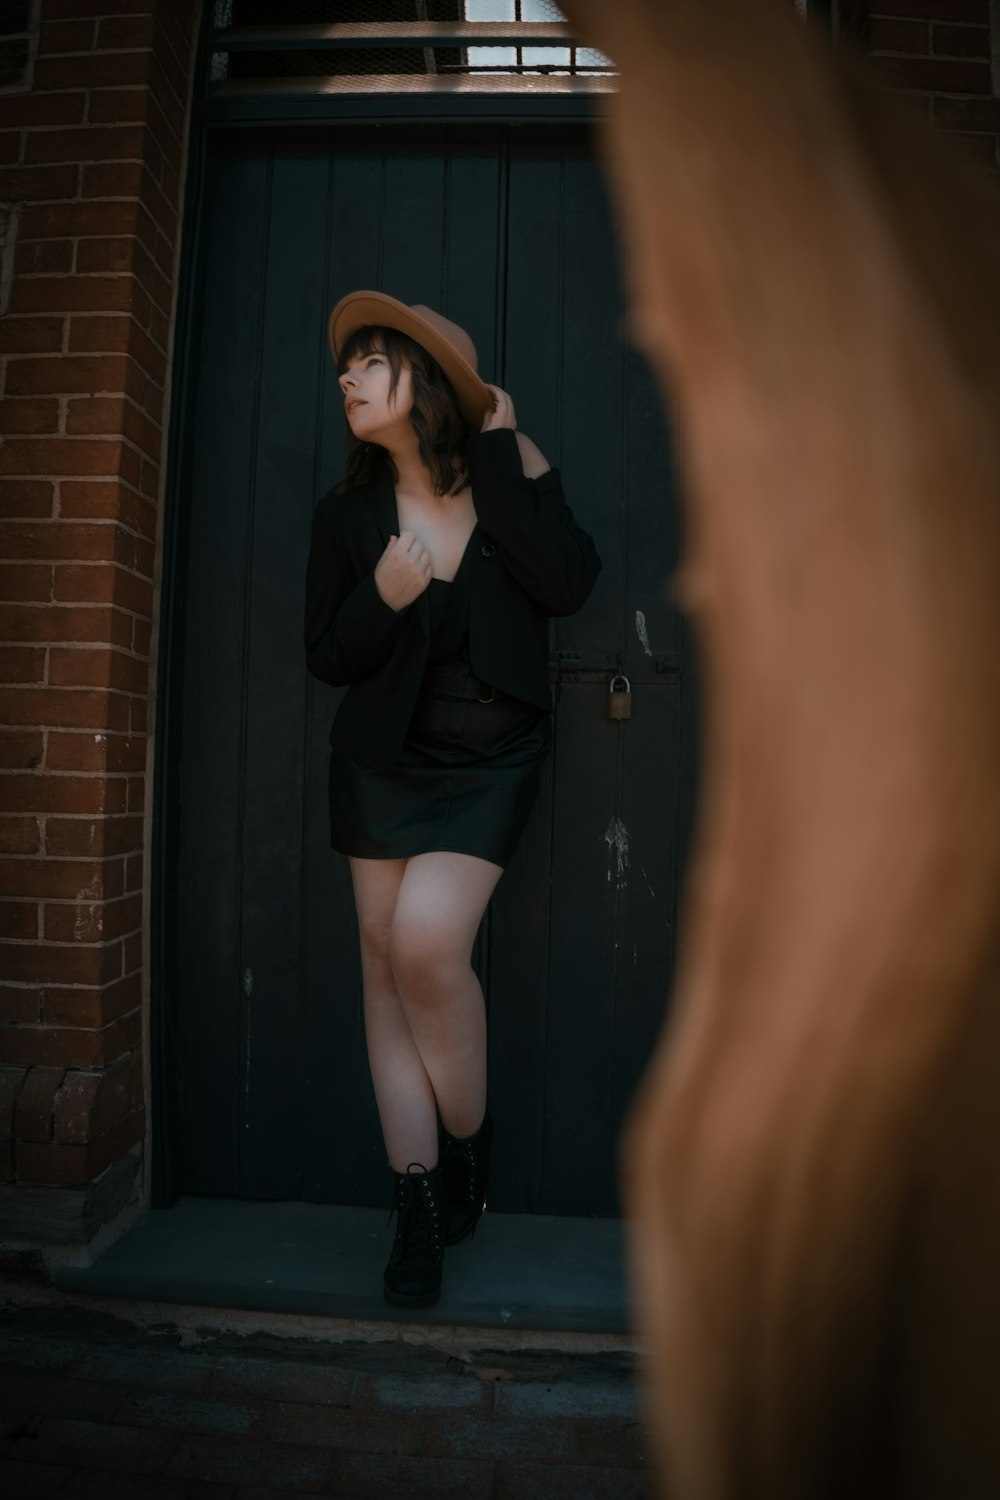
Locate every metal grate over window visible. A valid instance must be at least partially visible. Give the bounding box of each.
[209,0,616,98]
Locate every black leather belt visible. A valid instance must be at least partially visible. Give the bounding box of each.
[424,666,497,703]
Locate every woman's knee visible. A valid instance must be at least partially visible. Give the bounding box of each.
[388,918,466,997]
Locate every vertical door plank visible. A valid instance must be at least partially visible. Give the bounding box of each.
[487,744,555,1213]
[491,148,566,1212]
[503,149,564,456]
[176,156,269,1194]
[611,339,688,1170]
[317,148,386,494]
[380,153,447,304]
[624,349,682,663]
[237,156,330,1198]
[302,152,387,1206]
[613,686,684,1159]
[443,149,502,391]
[557,153,626,662]
[541,683,622,1214]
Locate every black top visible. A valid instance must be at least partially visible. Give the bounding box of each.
[425,523,477,665]
[304,428,602,770]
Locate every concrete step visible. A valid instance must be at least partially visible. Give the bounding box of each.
[52,1197,634,1337]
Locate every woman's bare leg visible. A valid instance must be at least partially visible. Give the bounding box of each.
[389,851,503,1140]
[348,856,440,1173]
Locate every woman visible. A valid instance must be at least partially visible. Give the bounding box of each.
[304,292,601,1307]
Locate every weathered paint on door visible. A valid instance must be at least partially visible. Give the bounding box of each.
[170,137,693,1215]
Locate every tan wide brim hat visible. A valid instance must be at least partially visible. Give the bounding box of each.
[327,290,495,429]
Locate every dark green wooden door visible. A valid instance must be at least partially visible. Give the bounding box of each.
[169,135,692,1214]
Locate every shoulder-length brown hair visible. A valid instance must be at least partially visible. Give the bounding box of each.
[335,325,470,496]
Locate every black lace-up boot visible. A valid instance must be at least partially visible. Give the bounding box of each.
[440,1111,492,1246]
[383,1161,447,1307]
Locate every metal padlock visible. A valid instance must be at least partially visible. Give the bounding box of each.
[607,674,632,721]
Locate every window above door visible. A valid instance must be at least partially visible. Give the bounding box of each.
[208,0,616,101]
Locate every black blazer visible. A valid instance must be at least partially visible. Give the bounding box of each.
[304,429,602,770]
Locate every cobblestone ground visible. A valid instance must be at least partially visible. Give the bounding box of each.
[0,1308,653,1499]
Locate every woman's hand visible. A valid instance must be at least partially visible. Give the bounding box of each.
[374,530,433,612]
[481,384,516,432]
[480,385,550,475]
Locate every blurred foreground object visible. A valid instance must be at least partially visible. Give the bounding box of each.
[561,1,1000,1495]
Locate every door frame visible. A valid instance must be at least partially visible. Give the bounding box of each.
[151,14,607,1207]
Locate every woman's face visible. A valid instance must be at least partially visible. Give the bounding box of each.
[338,345,414,445]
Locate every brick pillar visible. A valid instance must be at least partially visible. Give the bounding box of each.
[0,0,199,1256]
[867,0,999,168]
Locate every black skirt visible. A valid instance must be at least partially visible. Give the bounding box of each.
[329,681,550,867]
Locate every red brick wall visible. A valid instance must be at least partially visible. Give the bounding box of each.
[0,0,198,1244]
[866,0,999,168]
[0,0,996,1257]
